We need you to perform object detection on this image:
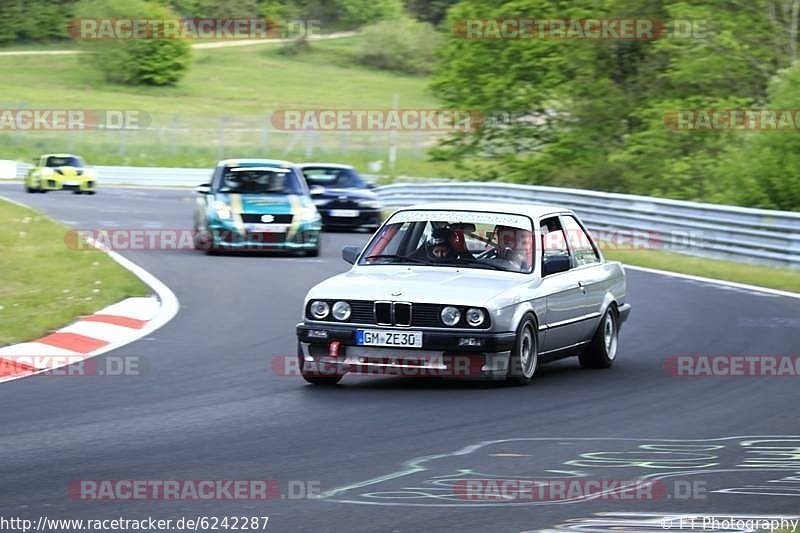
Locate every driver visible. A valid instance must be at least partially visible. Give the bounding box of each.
[425,227,458,261]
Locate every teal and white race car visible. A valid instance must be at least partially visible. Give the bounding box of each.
[193,159,322,255]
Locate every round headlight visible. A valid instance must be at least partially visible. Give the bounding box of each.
[440,306,461,327]
[466,308,485,327]
[309,300,330,319]
[332,301,351,321]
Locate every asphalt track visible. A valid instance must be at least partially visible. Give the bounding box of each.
[1,183,799,532]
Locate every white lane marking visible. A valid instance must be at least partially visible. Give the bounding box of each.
[100,297,159,320]
[0,343,79,357]
[624,265,800,300]
[59,321,141,344]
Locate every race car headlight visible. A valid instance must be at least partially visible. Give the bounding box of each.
[41,168,54,176]
[332,301,351,321]
[213,201,232,220]
[358,200,381,209]
[466,308,485,327]
[309,300,330,320]
[441,306,461,327]
[297,206,320,222]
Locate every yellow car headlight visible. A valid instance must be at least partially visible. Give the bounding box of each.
[297,206,320,223]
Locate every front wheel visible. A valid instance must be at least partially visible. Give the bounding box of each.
[579,307,618,369]
[25,185,36,193]
[506,315,538,385]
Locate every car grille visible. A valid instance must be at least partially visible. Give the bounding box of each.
[240,213,293,224]
[306,301,490,329]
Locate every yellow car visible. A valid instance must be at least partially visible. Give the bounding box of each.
[25,154,97,194]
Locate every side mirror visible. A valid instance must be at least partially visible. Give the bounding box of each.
[542,254,571,276]
[365,183,376,190]
[309,185,325,196]
[342,245,361,265]
[194,183,210,194]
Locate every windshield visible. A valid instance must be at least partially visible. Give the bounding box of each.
[359,210,535,274]
[219,168,304,194]
[46,156,83,168]
[302,167,366,189]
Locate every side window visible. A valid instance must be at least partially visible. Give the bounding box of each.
[540,216,570,262]
[561,215,600,266]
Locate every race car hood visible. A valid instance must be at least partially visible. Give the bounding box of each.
[306,265,527,307]
[213,192,311,215]
[50,166,85,178]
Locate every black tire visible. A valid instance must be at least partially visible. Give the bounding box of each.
[25,185,36,193]
[305,245,320,257]
[579,306,619,369]
[506,314,539,385]
[73,190,83,195]
[87,191,96,195]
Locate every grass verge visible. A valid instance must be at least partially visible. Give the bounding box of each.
[604,249,800,294]
[0,198,150,346]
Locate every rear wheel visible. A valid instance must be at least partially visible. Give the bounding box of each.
[506,315,538,385]
[25,185,36,193]
[579,307,618,369]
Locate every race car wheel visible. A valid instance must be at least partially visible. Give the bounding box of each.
[87,191,96,195]
[579,306,618,369]
[305,245,320,257]
[506,314,538,385]
[25,185,36,193]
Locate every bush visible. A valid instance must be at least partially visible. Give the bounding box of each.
[355,15,442,75]
[75,0,191,86]
[0,0,76,44]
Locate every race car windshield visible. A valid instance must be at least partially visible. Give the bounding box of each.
[220,169,303,194]
[359,210,536,274]
[46,156,83,168]
[302,167,366,189]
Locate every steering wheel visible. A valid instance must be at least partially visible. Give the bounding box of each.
[475,247,498,260]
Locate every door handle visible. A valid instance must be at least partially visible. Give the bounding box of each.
[577,281,587,293]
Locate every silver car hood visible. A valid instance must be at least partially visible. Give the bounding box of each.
[306,265,528,307]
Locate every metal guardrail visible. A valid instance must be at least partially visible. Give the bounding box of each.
[4,161,799,267]
[375,182,800,268]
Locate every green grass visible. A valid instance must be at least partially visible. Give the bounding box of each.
[604,248,800,293]
[0,199,149,346]
[0,36,436,115]
[0,36,453,175]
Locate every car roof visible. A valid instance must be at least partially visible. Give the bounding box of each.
[297,163,354,169]
[397,201,571,220]
[228,166,292,172]
[218,158,294,167]
[43,153,80,158]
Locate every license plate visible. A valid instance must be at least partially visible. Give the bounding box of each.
[64,181,79,186]
[245,223,286,232]
[329,209,359,218]
[356,329,422,348]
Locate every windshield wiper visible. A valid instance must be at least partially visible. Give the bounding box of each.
[364,254,429,264]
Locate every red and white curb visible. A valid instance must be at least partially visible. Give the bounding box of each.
[0,197,179,383]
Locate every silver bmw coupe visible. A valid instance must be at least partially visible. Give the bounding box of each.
[296,202,631,385]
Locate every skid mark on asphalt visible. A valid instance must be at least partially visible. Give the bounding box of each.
[321,436,800,508]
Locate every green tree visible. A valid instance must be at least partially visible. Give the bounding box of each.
[75,0,191,86]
